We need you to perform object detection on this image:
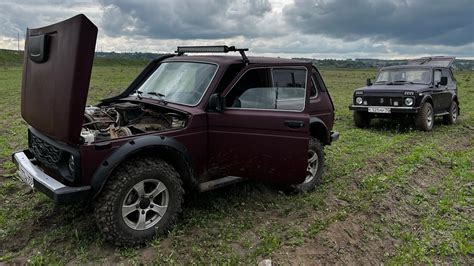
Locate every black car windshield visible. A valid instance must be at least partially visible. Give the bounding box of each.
[375,68,431,84]
[135,62,218,105]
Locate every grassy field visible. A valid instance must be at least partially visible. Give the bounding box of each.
[0,61,472,264]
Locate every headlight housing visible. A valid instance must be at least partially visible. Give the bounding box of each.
[404,97,414,106]
[355,97,363,105]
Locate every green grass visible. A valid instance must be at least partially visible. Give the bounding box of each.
[0,60,472,264]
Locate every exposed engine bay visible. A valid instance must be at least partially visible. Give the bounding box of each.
[81,102,187,144]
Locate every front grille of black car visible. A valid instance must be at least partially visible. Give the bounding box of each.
[365,96,403,106]
[29,133,62,169]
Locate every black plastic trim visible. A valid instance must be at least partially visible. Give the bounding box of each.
[90,135,195,196]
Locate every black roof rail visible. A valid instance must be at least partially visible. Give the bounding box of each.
[407,56,455,68]
[176,45,249,64]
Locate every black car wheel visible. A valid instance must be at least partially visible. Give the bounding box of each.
[415,102,434,131]
[95,156,184,246]
[353,111,371,128]
[443,101,458,125]
[292,138,324,193]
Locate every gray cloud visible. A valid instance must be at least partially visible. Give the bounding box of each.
[99,0,276,39]
[283,0,474,46]
[0,0,472,58]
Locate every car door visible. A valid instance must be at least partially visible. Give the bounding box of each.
[431,68,447,112]
[207,66,310,184]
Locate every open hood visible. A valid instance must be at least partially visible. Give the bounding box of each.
[21,14,97,145]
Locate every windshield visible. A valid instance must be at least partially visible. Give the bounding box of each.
[135,62,218,105]
[375,68,431,84]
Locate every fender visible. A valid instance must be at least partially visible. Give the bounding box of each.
[90,135,195,196]
[309,117,329,144]
[420,94,433,106]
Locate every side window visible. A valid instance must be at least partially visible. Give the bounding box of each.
[310,77,318,97]
[441,69,454,85]
[226,68,306,111]
[313,68,327,92]
[434,69,442,84]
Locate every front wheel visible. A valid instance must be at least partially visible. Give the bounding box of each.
[292,138,324,193]
[95,157,184,246]
[443,101,458,125]
[353,111,371,128]
[414,102,434,131]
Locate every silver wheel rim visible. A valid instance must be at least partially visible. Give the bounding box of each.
[122,179,169,231]
[304,149,319,183]
[426,107,433,128]
[451,103,457,121]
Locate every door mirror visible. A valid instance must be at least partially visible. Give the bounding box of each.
[366,78,372,86]
[208,93,224,112]
[439,76,448,86]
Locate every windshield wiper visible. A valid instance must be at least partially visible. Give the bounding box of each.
[146,92,168,104]
[386,80,407,85]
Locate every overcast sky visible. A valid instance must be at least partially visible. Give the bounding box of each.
[0,0,473,59]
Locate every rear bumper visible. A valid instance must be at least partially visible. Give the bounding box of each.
[12,150,91,204]
[349,105,420,114]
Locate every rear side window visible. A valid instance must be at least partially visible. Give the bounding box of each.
[434,69,442,84]
[226,68,306,111]
[441,69,454,85]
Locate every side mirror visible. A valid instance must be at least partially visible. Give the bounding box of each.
[439,76,448,86]
[208,93,224,112]
[366,78,372,86]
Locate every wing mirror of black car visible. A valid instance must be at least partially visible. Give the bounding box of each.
[366,78,372,86]
[208,93,224,112]
[439,77,448,86]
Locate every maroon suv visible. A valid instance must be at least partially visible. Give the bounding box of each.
[12,15,338,245]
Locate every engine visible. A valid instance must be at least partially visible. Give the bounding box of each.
[81,102,187,144]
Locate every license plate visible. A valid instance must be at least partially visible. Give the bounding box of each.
[368,107,391,113]
[17,164,34,189]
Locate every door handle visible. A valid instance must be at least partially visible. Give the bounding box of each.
[285,120,305,129]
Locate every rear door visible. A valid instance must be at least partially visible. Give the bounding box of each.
[207,67,310,184]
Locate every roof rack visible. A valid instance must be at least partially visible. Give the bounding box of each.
[176,45,249,63]
[407,56,455,68]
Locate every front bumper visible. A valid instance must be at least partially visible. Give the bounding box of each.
[12,150,91,204]
[348,105,420,114]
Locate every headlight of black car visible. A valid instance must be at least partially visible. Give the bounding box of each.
[404,97,414,106]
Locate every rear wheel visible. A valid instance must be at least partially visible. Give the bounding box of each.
[95,157,184,246]
[292,138,324,193]
[353,111,371,128]
[443,101,458,125]
[415,102,434,131]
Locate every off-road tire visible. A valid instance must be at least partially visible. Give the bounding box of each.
[95,157,184,246]
[292,138,324,193]
[443,101,458,125]
[353,111,371,128]
[415,102,434,131]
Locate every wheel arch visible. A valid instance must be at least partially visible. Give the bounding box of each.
[90,135,196,197]
[309,117,330,145]
[421,95,433,106]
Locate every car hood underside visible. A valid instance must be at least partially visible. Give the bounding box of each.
[21,14,97,145]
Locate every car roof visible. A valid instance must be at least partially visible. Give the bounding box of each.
[163,55,310,66]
